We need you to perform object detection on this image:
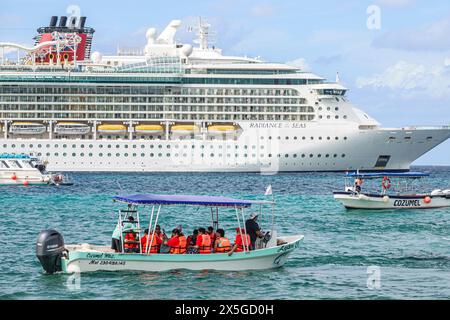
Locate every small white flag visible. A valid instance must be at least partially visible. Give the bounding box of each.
[264,184,273,196]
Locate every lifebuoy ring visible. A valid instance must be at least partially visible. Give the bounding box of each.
[382,177,391,190]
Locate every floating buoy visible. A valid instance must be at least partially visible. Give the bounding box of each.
[11,174,17,180]
[424,196,431,204]
[23,180,29,186]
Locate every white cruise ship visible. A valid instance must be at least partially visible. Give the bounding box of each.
[0,16,449,172]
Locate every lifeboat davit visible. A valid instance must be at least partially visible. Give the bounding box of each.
[135,124,164,135]
[55,122,91,135]
[207,125,238,135]
[10,122,46,135]
[97,124,127,134]
[171,125,199,135]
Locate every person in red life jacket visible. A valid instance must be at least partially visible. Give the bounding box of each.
[141,229,163,253]
[228,228,251,256]
[207,226,216,249]
[124,230,139,253]
[195,227,212,254]
[167,228,187,254]
[214,228,231,253]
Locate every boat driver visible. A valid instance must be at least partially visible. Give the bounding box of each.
[245,213,264,250]
[354,178,363,193]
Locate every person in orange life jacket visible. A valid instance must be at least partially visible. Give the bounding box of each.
[154,225,164,242]
[167,228,187,254]
[228,228,251,256]
[124,230,139,253]
[245,213,264,250]
[214,228,231,253]
[195,227,212,254]
[207,226,216,249]
[141,229,163,253]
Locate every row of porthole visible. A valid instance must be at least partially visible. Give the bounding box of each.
[36,152,347,159]
[3,138,348,150]
[318,115,348,120]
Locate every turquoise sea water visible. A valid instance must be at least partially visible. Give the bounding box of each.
[0,166,449,300]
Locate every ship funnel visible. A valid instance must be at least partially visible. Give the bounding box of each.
[49,16,58,27]
[156,19,182,44]
[67,16,77,28]
[59,16,67,27]
[79,16,87,29]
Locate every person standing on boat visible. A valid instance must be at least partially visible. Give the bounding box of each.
[124,230,139,253]
[228,228,251,256]
[245,213,263,250]
[354,178,363,193]
[214,229,231,253]
[195,227,212,254]
[111,216,136,253]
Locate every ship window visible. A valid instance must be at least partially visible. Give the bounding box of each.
[99,153,103,157]
[80,153,85,157]
[72,153,76,157]
[107,145,111,149]
[63,153,67,157]
[426,136,432,141]
[374,155,390,167]
[89,153,92,157]
[72,145,76,148]
[89,145,93,148]
[55,153,59,157]
[341,154,345,158]
[141,153,146,157]
[29,144,33,148]
[333,154,337,158]
[107,153,112,157]
[116,145,120,148]
[46,144,50,148]
[344,137,347,140]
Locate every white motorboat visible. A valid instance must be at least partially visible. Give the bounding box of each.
[0,153,72,186]
[36,193,304,273]
[333,172,450,209]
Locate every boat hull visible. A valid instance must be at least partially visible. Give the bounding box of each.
[62,235,303,273]
[333,192,450,209]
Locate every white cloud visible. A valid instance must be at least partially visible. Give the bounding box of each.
[372,16,450,51]
[356,60,450,98]
[286,58,311,72]
[250,4,275,17]
[375,0,414,7]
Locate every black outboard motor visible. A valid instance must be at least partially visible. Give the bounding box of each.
[36,230,65,274]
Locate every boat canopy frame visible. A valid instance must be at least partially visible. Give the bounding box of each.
[112,193,275,255]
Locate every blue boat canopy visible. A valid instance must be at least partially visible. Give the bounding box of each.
[113,194,273,207]
[346,171,429,179]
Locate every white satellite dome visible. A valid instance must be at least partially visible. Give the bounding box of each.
[180,44,193,57]
[91,51,102,64]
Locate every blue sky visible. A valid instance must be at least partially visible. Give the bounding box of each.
[1,0,449,165]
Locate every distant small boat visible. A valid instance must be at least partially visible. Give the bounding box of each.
[54,122,90,135]
[10,122,46,135]
[97,124,127,134]
[333,172,450,209]
[135,124,164,134]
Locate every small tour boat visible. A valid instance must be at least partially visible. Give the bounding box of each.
[9,122,46,135]
[333,172,450,209]
[36,193,304,274]
[0,153,72,186]
[54,122,91,135]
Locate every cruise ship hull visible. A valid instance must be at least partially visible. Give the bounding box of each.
[1,124,448,172]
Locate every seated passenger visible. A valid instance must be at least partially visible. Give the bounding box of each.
[141,229,163,253]
[195,227,211,254]
[228,228,251,256]
[187,229,198,248]
[154,225,164,241]
[167,228,187,254]
[207,226,216,249]
[124,230,139,253]
[214,228,231,253]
